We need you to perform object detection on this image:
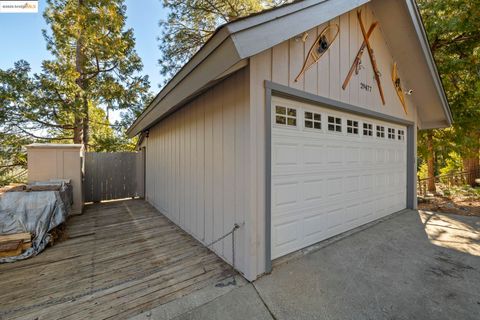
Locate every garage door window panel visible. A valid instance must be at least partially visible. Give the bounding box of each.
[305,111,322,130]
[328,116,342,132]
[363,123,373,136]
[275,106,297,127]
[388,128,396,140]
[347,120,359,135]
[376,125,385,138]
[398,129,405,141]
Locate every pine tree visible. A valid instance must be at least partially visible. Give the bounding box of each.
[42,0,151,149]
[158,0,289,81]
[418,0,480,186]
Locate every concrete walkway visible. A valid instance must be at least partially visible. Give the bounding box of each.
[132,210,480,320]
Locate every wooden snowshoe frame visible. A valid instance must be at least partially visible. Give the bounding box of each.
[294,24,340,82]
[392,62,408,114]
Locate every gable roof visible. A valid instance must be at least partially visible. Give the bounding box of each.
[127,0,452,137]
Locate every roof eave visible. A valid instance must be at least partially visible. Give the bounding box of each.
[127,0,370,137]
[128,0,453,136]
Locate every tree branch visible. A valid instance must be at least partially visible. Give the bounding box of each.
[15,125,73,141]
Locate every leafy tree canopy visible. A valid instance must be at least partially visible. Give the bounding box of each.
[0,0,153,185]
[418,0,480,157]
[417,0,480,187]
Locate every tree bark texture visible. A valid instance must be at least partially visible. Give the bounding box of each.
[427,131,436,193]
[463,154,479,187]
[75,0,89,150]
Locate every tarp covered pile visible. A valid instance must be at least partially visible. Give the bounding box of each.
[0,180,73,262]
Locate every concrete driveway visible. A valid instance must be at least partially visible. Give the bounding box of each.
[132,210,480,320]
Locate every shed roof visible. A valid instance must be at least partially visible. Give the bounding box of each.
[26,143,84,149]
[127,0,452,137]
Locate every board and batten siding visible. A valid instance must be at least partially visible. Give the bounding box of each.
[144,69,252,279]
[248,4,419,277]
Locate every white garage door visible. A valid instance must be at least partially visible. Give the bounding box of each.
[271,97,407,259]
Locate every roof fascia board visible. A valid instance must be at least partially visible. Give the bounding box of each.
[404,0,453,125]
[231,0,369,59]
[128,36,241,137]
[226,0,327,33]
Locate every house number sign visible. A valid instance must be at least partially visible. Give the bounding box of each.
[360,82,372,92]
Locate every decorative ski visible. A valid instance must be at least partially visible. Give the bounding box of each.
[294,24,339,82]
[392,62,407,114]
[357,10,385,105]
[342,21,378,90]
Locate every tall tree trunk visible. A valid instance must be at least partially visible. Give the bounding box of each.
[75,0,88,150]
[73,114,82,144]
[82,97,89,150]
[427,131,436,193]
[465,157,478,186]
[462,131,480,187]
[463,157,479,186]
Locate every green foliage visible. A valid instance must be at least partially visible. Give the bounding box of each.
[158,0,289,81]
[418,0,480,159]
[416,0,480,187]
[0,0,152,185]
[441,185,480,200]
[439,151,464,175]
[0,133,30,186]
[89,105,138,151]
[42,0,151,145]
[418,162,429,180]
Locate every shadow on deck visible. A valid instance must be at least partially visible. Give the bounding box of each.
[0,199,234,320]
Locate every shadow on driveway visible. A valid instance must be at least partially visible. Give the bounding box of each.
[134,210,480,320]
[253,210,480,320]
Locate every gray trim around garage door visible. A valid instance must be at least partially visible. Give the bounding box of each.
[264,80,416,273]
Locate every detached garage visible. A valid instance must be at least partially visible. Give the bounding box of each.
[127,0,452,281]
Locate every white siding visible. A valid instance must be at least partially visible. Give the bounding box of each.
[144,69,251,278]
[249,4,419,277]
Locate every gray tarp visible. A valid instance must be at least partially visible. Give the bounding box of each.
[0,181,73,262]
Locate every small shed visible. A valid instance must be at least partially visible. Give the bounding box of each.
[26,144,84,214]
[127,0,452,281]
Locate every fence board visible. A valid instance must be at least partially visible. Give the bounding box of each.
[84,152,144,202]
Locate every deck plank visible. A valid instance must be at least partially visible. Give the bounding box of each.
[0,199,234,320]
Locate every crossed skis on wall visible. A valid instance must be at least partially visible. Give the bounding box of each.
[342,9,385,106]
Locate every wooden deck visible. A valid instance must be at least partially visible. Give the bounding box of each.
[0,200,234,320]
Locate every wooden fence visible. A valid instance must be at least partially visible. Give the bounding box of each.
[84,152,144,202]
[417,169,480,196]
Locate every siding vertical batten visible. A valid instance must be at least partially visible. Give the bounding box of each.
[265,84,273,274]
[250,49,272,278]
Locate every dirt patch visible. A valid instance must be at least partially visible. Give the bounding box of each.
[418,196,480,217]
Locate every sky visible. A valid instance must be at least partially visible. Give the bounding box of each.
[0,0,167,89]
